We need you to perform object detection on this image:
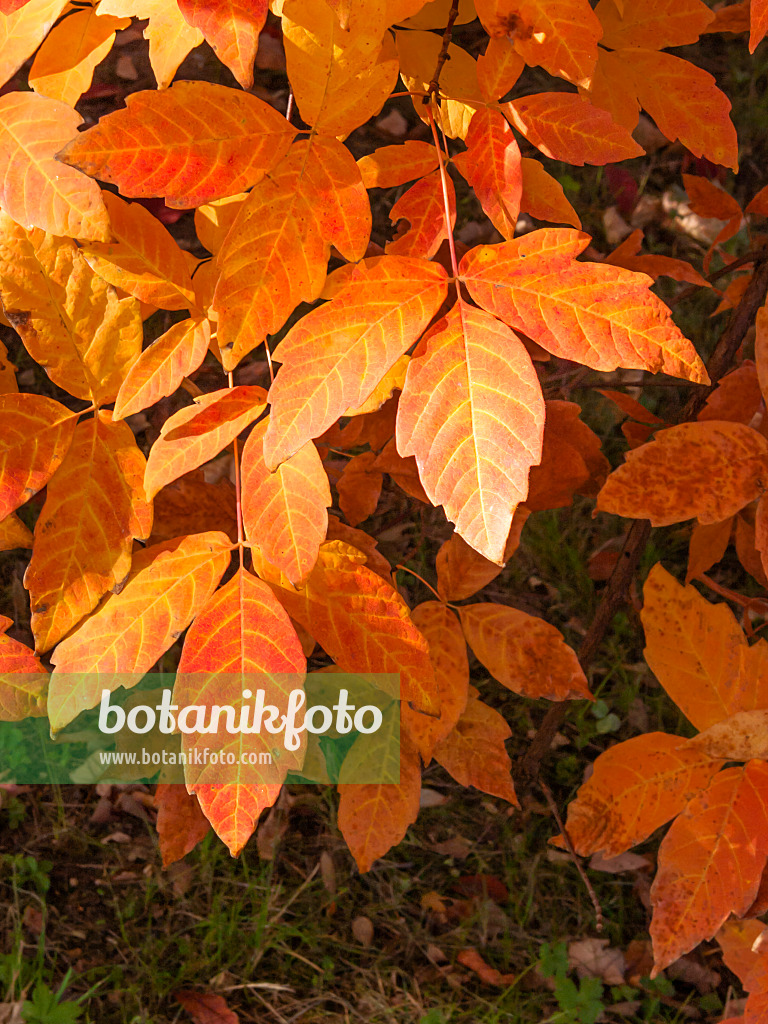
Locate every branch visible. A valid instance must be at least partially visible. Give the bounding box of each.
[422,0,460,104]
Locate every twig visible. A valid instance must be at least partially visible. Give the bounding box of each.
[668,248,765,308]
[422,0,460,104]
[540,781,603,932]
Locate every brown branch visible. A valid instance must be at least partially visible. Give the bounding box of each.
[515,251,768,797]
[422,0,460,104]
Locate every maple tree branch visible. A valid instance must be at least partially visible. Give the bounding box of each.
[540,781,603,933]
[517,251,768,798]
[422,0,460,104]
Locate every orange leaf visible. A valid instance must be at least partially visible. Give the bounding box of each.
[397,0,475,30]
[717,919,768,1009]
[453,108,522,238]
[526,399,608,511]
[337,723,421,872]
[373,438,430,503]
[176,567,306,855]
[650,762,768,973]
[698,362,762,425]
[560,733,722,858]
[48,532,232,729]
[462,231,707,381]
[241,417,331,586]
[270,540,438,715]
[81,192,198,311]
[357,140,439,189]
[477,36,524,102]
[0,91,109,239]
[436,509,529,601]
[178,0,267,89]
[397,299,544,564]
[401,601,469,763]
[325,517,392,581]
[687,710,768,761]
[0,512,32,552]
[504,93,643,165]
[58,81,295,209]
[194,194,247,256]
[155,784,211,868]
[0,209,142,404]
[28,7,130,107]
[596,422,768,526]
[641,563,747,731]
[519,157,580,228]
[264,256,448,469]
[97,0,203,89]
[144,385,267,499]
[458,602,591,701]
[0,0,69,90]
[475,0,600,87]
[752,0,768,51]
[703,0,750,35]
[149,470,237,545]
[683,173,743,248]
[396,29,483,139]
[213,137,370,371]
[26,411,153,653]
[282,0,398,136]
[595,0,714,49]
[0,393,77,520]
[686,518,732,583]
[175,990,239,1024]
[337,451,383,527]
[0,339,16,395]
[113,317,211,421]
[457,947,516,986]
[584,47,640,131]
[621,49,738,171]
[386,170,455,259]
[0,614,47,720]
[433,697,517,804]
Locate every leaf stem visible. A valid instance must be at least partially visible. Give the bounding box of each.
[426,102,459,279]
[395,563,446,604]
[228,370,245,569]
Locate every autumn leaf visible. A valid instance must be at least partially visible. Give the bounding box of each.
[526,400,608,511]
[0,209,142,405]
[178,0,267,89]
[336,452,383,527]
[453,108,522,238]
[462,231,708,381]
[241,417,331,585]
[28,7,130,107]
[0,512,32,552]
[0,91,109,239]
[0,393,77,520]
[175,568,306,855]
[397,299,544,564]
[47,532,232,730]
[270,541,439,716]
[433,697,518,804]
[559,733,722,858]
[144,385,267,500]
[0,339,16,394]
[458,603,591,701]
[0,0,69,91]
[113,317,211,421]
[357,140,439,188]
[597,422,768,526]
[25,412,152,653]
[175,990,239,1024]
[97,0,203,89]
[752,0,768,51]
[194,194,247,256]
[155,784,211,868]
[0,615,47,720]
[396,29,483,139]
[58,81,295,208]
[519,157,580,229]
[264,256,447,469]
[477,36,524,102]
[213,136,370,371]
[686,518,732,583]
[386,170,455,259]
[436,509,529,601]
[595,0,714,49]
[650,761,768,973]
[80,192,198,311]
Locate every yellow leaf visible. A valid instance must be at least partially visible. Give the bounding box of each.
[396,29,483,139]
[0,0,69,89]
[98,0,204,88]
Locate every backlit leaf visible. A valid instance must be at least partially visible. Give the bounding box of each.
[241,417,331,586]
[458,602,591,700]
[194,194,247,256]
[337,451,383,527]
[81,192,198,311]
[396,29,483,139]
[453,108,522,238]
[357,140,439,189]
[271,540,439,715]
[475,0,601,87]
[397,300,544,564]
[436,509,529,601]
[58,81,295,209]
[688,710,768,761]
[0,512,32,552]
[462,233,707,381]
[178,0,268,89]
[0,614,47,719]
[433,697,517,804]
[0,0,69,89]
[97,0,204,88]
[149,470,238,546]
[113,317,211,421]
[0,91,110,239]
[477,36,524,102]
[526,400,608,511]
[397,0,474,30]
[0,210,142,404]
[650,762,768,972]
[144,385,267,499]
[560,733,722,858]
[48,532,232,729]
[519,157,580,228]
[213,137,370,371]
[597,422,768,526]
[25,412,153,653]
[0,393,77,519]
[752,0,768,51]
[584,47,640,131]
[0,339,16,394]
[595,0,714,49]
[28,7,130,107]
[264,256,447,469]
[697,362,762,425]
[155,784,211,867]
[386,170,455,259]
